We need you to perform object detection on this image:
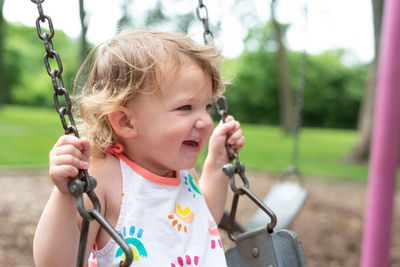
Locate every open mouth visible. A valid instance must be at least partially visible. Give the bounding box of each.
[183,139,200,147]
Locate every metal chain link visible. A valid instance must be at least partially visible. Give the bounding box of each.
[291,49,307,170]
[292,5,308,167]
[284,5,308,181]
[196,0,276,238]
[30,1,133,266]
[195,0,214,45]
[31,0,77,136]
[215,97,277,240]
[30,0,97,220]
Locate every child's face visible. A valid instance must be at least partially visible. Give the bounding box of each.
[125,61,214,176]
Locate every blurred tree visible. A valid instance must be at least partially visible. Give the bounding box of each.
[303,50,366,128]
[145,1,167,27]
[346,0,384,162]
[223,51,279,124]
[176,12,196,33]
[271,0,295,133]
[79,0,89,63]
[5,24,79,107]
[144,0,196,33]
[0,0,5,107]
[223,22,280,124]
[223,21,366,128]
[117,0,134,32]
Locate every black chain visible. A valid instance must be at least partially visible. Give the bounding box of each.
[195,0,214,45]
[196,1,276,238]
[291,5,308,169]
[215,96,238,161]
[288,49,306,174]
[31,0,77,136]
[30,1,133,266]
[283,5,308,181]
[215,97,277,240]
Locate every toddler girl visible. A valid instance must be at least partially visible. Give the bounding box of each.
[33,30,244,267]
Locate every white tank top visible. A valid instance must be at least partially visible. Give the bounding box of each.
[88,154,227,267]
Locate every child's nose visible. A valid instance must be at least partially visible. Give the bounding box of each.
[194,112,213,129]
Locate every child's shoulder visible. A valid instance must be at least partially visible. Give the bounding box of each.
[89,154,121,176]
[84,154,123,248]
[88,154,122,197]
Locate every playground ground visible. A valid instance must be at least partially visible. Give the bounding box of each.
[0,170,399,267]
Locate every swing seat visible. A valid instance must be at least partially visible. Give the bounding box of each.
[245,181,307,231]
[225,227,306,267]
[221,163,306,267]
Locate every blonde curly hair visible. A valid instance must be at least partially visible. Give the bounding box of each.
[73,29,225,159]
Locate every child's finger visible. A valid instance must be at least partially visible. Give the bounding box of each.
[79,137,91,160]
[54,144,87,161]
[224,115,235,122]
[217,120,237,137]
[235,136,245,150]
[228,128,243,145]
[59,164,80,178]
[49,165,80,193]
[53,136,91,161]
[55,135,84,150]
[53,154,89,170]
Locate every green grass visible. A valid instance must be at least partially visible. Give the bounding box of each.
[0,105,369,180]
[237,125,368,180]
[0,105,61,168]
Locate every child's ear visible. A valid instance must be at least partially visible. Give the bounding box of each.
[108,107,137,138]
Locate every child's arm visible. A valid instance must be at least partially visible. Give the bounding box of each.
[199,115,245,224]
[33,135,102,267]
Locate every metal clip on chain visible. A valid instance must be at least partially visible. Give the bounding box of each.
[215,96,277,241]
[30,1,133,266]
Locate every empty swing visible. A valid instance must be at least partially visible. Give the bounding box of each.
[196,1,305,266]
[214,2,309,233]
[245,10,309,230]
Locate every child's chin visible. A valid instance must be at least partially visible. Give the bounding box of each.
[179,161,197,171]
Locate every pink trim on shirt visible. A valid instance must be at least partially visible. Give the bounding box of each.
[107,144,180,186]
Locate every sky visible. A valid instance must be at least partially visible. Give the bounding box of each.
[4,0,374,63]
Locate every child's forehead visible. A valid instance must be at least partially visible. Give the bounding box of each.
[158,54,196,75]
[158,57,208,86]
[155,60,211,99]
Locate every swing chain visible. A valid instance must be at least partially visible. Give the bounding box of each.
[196,0,214,45]
[215,96,248,194]
[215,96,277,239]
[30,0,78,137]
[215,96,238,161]
[290,48,307,170]
[283,5,308,183]
[31,1,133,266]
[31,0,98,214]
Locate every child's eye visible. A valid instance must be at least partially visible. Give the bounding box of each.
[178,105,192,111]
[206,104,213,113]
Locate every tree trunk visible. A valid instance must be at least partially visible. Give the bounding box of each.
[0,0,5,107]
[271,0,294,133]
[345,0,384,162]
[79,0,89,63]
